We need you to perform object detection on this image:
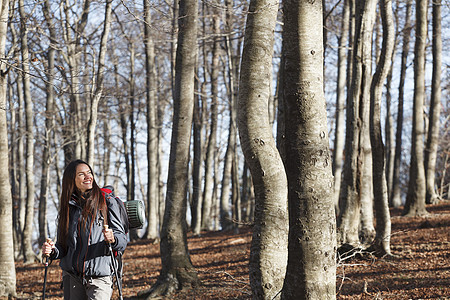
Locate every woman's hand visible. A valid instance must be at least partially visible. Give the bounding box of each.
[103,226,116,244]
[42,239,55,257]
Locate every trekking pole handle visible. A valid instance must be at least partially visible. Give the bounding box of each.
[43,238,53,263]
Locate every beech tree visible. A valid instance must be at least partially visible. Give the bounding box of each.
[144,0,160,240]
[338,0,377,248]
[237,0,288,298]
[404,0,428,216]
[391,0,412,207]
[18,0,37,264]
[281,0,336,298]
[369,0,394,256]
[0,0,17,295]
[425,0,442,204]
[139,0,200,296]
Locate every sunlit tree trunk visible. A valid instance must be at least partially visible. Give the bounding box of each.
[18,0,36,264]
[333,0,350,213]
[238,0,288,297]
[391,0,412,207]
[338,0,376,248]
[144,0,160,240]
[0,0,17,295]
[404,0,428,216]
[201,2,220,234]
[38,0,57,246]
[369,0,394,256]
[281,1,336,298]
[141,0,200,296]
[86,0,112,166]
[425,0,442,204]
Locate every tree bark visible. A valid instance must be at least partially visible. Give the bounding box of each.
[403,0,428,216]
[144,0,160,240]
[201,3,220,234]
[141,0,200,296]
[391,0,412,207]
[238,0,288,298]
[18,0,37,264]
[369,0,394,256]
[332,0,350,213]
[38,0,57,246]
[424,0,442,205]
[281,1,336,299]
[338,0,376,248]
[0,0,17,295]
[86,0,112,166]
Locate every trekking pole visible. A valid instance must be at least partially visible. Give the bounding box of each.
[104,225,123,300]
[42,238,52,300]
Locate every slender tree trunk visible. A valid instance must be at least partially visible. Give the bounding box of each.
[201,4,220,234]
[141,0,200,296]
[0,0,17,295]
[425,0,442,204]
[404,0,428,216]
[144,0,160,240]
[281,1,336,298]
[192,84,202,233]
[338,0,376,248]
[19,0,37,264]
[86,0,112,166]
[38,0,57,246]
[238,0,288,298]
[369,0,394,256]
[62,0,92,163]
[333,0,350,213]
[391,0,412,207]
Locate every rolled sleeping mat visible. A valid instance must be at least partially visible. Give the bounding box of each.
[125,200,146,229]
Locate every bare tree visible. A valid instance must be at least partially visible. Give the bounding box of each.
[403,0,428,216]
[338,0,377,248]
[0,0,17,295]
[369,0,394,256]
[425,0,442,204]
[38,0,57,246]
[281,1,336,299]
[332,0,350,213]
[237,0,288,297]
[86,0,112,166]
[18,0,37,264]
[140,0,201,296]
[144,0,160,241]
[391,0,412,207]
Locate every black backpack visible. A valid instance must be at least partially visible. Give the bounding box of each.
[101,185,145,234]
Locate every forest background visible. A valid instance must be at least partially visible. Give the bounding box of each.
[0,0,448,298]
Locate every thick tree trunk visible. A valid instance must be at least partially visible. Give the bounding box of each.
[425,0,442,205]
[404,0,428,216]
[238,0,288,298]
[391,0,412,207]
[281,1,336,299]
[144,0,160,240]
[369,0,394,256]
[0,0,17,295]
[141,0,200,297]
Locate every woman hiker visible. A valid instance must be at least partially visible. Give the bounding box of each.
[41,159,127,299]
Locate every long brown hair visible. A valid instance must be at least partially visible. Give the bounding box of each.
[57,159,107,252]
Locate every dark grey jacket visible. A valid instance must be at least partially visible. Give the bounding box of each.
[51,194,127,278]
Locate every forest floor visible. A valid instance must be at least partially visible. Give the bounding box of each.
[9,201,450,300]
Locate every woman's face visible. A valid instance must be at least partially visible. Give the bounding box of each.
[75,164,93,193]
